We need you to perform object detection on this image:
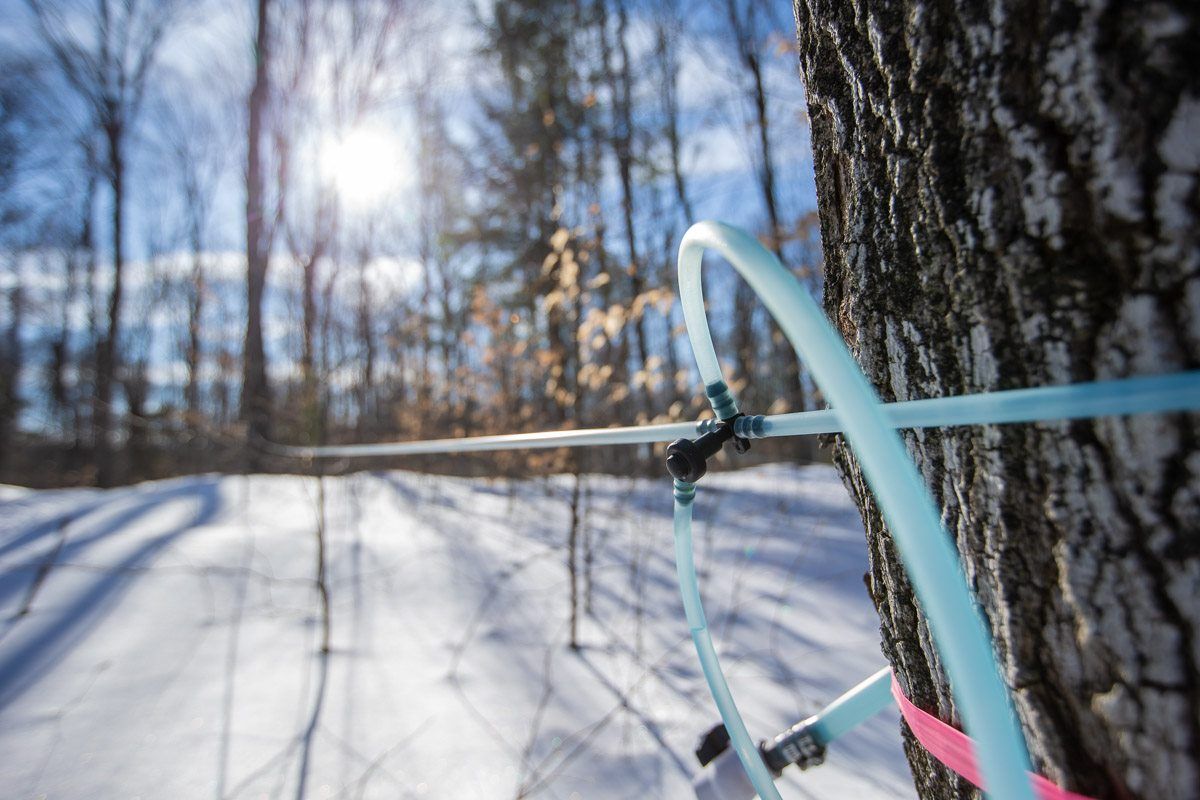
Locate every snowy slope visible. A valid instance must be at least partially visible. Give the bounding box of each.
[0,464,914,799]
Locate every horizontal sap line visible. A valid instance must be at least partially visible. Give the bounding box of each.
[763,370,1200,438]
[270,370,1200,459]
[265,420,699,458]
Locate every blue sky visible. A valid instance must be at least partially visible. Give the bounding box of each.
[1,0,820,427]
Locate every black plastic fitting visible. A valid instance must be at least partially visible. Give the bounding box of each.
[665,414,751,483]
[694,722,731,767]
[762,717,826,772]
[694,719,822,779]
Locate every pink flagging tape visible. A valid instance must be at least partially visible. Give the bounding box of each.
[889,672,1096,800]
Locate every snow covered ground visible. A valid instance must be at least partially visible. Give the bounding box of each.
[0,464,914,799]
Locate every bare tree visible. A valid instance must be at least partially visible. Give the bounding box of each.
[277,0,406,445]
[0,60,35,472]
[284,196,336,442]
[243,0,275,465]
[0,257,23,475]
[721,0,808,412]
[159,94,226,429]
[25,0,180,486]
[598,0,654,416]
[2,0,821,484]
[653,1,695,226]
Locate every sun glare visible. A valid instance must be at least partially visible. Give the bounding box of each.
[318,127,406,206]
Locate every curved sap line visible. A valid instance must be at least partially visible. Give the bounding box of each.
[672,480,783,800]
[674,221,1036,800]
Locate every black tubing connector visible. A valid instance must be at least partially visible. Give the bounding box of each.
[666,414,751,483]
[761,717,825,773]
[694,722,732,767]
[695,718,823,778]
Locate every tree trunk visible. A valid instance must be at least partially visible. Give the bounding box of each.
[792,2,1199,798]
[94,122,125,488]
[301,248,322,441]
[355,258,375,437]
[79,163,99,457]
[0,269,22,477]
[655,6,693,226]
[567,470,582,650]
[242,0,273,467]
[185,241,204,422]
[600,0,653,417]
[745,40,807,413]
[726,0,807,414]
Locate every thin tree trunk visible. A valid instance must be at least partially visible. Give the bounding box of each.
[599,0,652,415]
[417,249,433,418]
[437,262,458,414]
[186,241,204,421]
[314,470,331,655]
[55,229,82,448]
[77,157,99,455]
[92,123,125,487]
[586,72,629,414]
[0,269,22,477]
[356,258,375,436]
[581,476,594,615]
[656,10,694,225]
[567,470,582,650]
[123,359,149,481]
[242,0,273,467]
[728,0,806,413]
[317,257,336,441]
[655,16,701,409]
[615,1,654,416]
[300,246,325,442]
[747,45,806,412]
[793,2,1200,797]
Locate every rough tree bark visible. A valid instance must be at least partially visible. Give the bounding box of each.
[792,2,1199,798]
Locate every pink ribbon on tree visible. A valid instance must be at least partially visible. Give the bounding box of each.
[890,672,1096,800]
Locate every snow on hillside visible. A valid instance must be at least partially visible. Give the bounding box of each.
[0,464,914,799]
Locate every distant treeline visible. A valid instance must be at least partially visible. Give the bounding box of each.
[0,0,822,488]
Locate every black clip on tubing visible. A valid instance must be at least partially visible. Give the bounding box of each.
[665,413,750,483]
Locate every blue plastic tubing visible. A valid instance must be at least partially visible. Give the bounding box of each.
[807,667,894,746]
[673,478,784,799]
[675,221,1036,800]
[676,500,895,798]
[271,370,1200,460]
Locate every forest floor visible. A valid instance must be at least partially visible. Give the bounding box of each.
[0,463,914,799]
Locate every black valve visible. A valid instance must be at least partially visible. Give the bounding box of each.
[666,415,750,483]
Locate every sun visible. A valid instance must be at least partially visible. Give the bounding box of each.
[318,126,406,206]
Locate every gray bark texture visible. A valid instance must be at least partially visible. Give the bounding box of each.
[791,1,1199,798]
